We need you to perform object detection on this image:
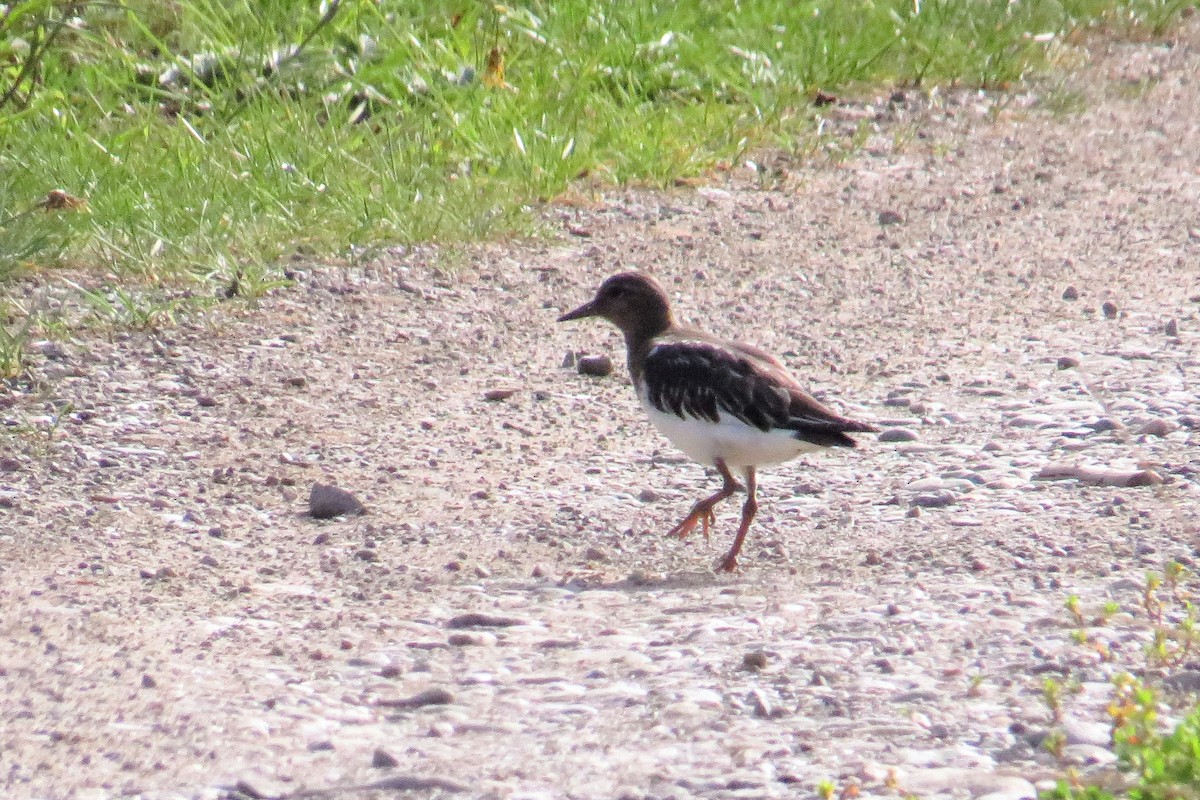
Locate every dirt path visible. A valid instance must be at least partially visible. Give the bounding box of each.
[3,24,1199,800]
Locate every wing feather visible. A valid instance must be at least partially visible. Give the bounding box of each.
[642,340,875,447]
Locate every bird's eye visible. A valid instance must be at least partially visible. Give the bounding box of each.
[607,285,625,298]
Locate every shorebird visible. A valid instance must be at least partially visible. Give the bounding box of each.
[558,271,877,572]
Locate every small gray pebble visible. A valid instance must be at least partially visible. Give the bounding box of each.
[912,492,955,508]
[1062,285,1079,300]
[1163,670,1200,693]
[378,687,455,709]
[1102,301,1118,319]
[372,748,400,769]
[637,488,659,502]
[878,427,919,443]
[878,210,903,225]
[446,612,527,629]
[309,483,365,519]
[1138,418,1176,437]
[1057,356,1080,370]
[1165,319,1179,336]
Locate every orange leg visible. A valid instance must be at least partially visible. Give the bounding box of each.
[717,467,757,572]
[666,458,742,542]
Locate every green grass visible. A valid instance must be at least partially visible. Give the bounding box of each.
[0,0,1196,291]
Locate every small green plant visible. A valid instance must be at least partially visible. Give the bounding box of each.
[1042,676,1200,799]
[1044,728,1068,759]
[66,281,183,331]
[0,316,30,379]
[1143,571,1165,624]
[1045,677,1066,723]
[1067,595,1086,627]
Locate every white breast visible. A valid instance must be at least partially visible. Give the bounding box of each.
[637,388,820,468]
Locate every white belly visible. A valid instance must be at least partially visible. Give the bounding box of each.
[638,391,820,468]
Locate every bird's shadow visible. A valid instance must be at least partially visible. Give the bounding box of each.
[501,570,733,595]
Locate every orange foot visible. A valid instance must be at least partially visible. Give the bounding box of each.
[716,553,740,573]
[666,506,716,541]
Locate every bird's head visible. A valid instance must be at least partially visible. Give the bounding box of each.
[557,272,673,340]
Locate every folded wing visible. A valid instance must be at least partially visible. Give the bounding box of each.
[642,340,876,448]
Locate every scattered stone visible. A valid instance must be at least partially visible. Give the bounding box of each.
[141,674,157,689]
[1056,356,1080,370]
[372,748,400,769]
[1062,285,1079,300]
[863,550,884,566]
[894,767,1036,799]
[284,375,307,388]
[309,483,365,519]
[33,340,70,361]
[561,351,576,368]
[749,687,774,718]
[1063,744,1117,767]
[878,427,920,443]
[446,612,527,629]
[1138,418,1176,437]
[637,488,659,502]
[196,395,218,407]
[200,554,219,568]
[1086,418,1123,433]
[1063,718,1111,747]
[577,354,614,377]
[584,546,608,562]
[483,388,517,402]
[878,210,904,226]
[1102,301,1118,319]
[1162,670,1200,693]
[1035,463,1163,488]
[307,740,335,752]
[1165,318,1179,336]
[233,778,286,800]
[912,492,956,508]
[367,776,469,794]
[377,687,455,709]
[742,651,768,671]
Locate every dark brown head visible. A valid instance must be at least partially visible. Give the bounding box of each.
[557,272,674,343]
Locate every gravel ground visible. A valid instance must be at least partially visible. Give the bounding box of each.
[2,23,1200,800]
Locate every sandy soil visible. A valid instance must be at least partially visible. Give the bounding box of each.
[2,22,1199,800]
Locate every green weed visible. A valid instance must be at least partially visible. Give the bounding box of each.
[1041,676,1200,799]
[0,314,30,379]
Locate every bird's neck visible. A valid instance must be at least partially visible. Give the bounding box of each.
[622,317,673,382]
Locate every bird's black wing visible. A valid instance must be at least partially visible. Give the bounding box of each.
[642,340,874,448]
